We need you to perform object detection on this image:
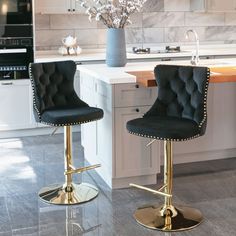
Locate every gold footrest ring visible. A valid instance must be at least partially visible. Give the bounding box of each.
[133,204,203,232]
[38,182,99,205]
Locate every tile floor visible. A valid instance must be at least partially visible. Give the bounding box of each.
[0,133,235,236]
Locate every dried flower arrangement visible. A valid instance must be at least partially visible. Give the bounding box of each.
[79,0,147,28]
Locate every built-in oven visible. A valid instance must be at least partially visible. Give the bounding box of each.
[0,0,33,80]
[0,38,33,79]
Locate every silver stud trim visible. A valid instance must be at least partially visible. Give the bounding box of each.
[198,67,210,129]
[41,117,102,127]
[128,130,200,142]
[29,65,42,120]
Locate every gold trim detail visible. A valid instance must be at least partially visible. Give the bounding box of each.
[38,126,101,205]
[130,140,203,232]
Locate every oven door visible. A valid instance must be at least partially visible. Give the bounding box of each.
[0,47,33,80]
[0,0,32,25]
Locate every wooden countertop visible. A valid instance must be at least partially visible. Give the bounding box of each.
[127,66,236,87]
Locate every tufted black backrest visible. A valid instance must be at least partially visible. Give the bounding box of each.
[144,65,210,131]
[29,60,88,120]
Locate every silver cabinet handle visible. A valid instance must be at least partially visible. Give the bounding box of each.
[1,82,13,85]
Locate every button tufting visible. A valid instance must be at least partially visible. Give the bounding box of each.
[127,65,210,141]
[29,61,104,126]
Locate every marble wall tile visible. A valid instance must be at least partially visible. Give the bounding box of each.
[35,29,74,47]
[97,29,107,45]
[50,14,97,29]
[127,13,143,28]
[205,26,236,41]
[143,28,164,43]
[185,12,225,26]
[34,0,236,49]
[164,26,205,43]
[125,28,143,44]
[143,12,184,28]
[74,29,100,46]
[225,40,236,44]
[142,0,164,12]
[35,14,50,30]
[164,0,190,11]
[225,13,236,25]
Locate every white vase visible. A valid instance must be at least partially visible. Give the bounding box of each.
[106,28,127,67]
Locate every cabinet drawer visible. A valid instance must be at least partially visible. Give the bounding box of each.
[114,83,157,108]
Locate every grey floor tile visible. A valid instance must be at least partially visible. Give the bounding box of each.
[0,134,235,235]
[12,226,39,236]
[6,194,39,230]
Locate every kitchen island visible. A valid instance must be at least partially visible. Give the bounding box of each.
[78,59,236,189]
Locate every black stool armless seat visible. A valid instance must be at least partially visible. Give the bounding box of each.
[127,64,210,232]
[29,60,103,205]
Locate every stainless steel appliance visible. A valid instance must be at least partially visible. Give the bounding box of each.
[132,46,182,54]
[0,0,33,80]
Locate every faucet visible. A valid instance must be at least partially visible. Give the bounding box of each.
[185,29,200,65]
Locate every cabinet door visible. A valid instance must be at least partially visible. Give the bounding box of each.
[191,0,236,11]
[35,0,71,14]
[190,0,206,11]
[0,80,35,130]
[207,0,235,11]
[115,107,160,178]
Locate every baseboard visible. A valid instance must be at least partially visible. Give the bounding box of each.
[0,126,81,139]
[160,148,236,165]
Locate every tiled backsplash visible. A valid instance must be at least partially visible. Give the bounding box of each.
[35,0,236,50]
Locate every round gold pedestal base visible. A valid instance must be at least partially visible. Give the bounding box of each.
[134,204,203,232]
[38,182,99,205]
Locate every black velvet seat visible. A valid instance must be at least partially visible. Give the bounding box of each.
[127,116,200,140]
[41,106,103,126]
[127,64,210,232]
[29,60,103,126]
[127,65,209,141]
[29,60,103,205]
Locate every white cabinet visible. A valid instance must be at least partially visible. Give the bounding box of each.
[115,107,159,178]
[35,0,69,14]
[207,0,235,11]
[80,72,160,189]
[190,0,236,12]
[0,80,35,131]
[35,0,84,14]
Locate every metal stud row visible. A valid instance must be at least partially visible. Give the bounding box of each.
[128,130,200,142]
[198,67,210,129]
[29,66,42,120]
[41,117,102,127]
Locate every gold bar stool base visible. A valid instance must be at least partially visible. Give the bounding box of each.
[38,182,99,205]
[133,204,203,232]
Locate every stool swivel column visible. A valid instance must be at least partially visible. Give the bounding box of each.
[29,60,104,205]
[127,64,210,231]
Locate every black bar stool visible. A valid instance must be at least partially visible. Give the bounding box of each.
[126,64,210,232]
[29,60,103,205]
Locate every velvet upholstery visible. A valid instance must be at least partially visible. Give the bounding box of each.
[126,65,210,141]
[29,60,103,126]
